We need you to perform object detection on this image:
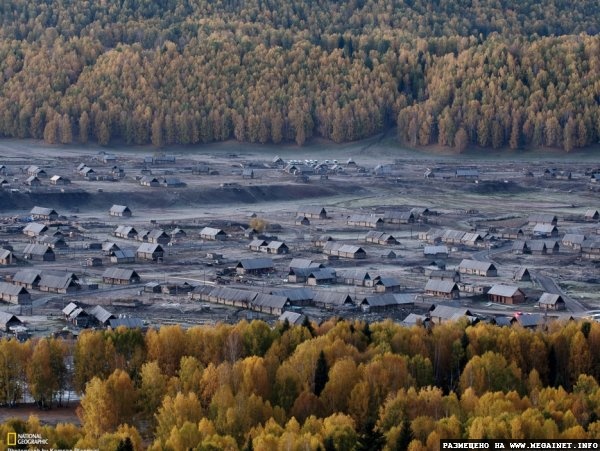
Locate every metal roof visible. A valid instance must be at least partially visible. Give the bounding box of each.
[267,241,288,250]
[278,311,304,325]
[562,234,586,245]
[308,268,337,280]
[23,223,48,234]
[13,269,42,284]
[89,305,114,324]
[528,214,557,223]
[62,302,79,316]
[115,225,137,235]
[39,274,78,290]
[137,243,163,253]
[201,227,225,236]
[347,214,384,224]
[23,243,53,255]
[209,286,258,303]
[236,258,274,270]
[270,288,314,302]
[252,293,289,309]
[102,268,139,280]
[110,205,130,213]
[424,245,449,254]
[112,249,136,259]
[424,279,459,293]
[0,311,21,327]
[147,229,169,239]
[533,223,558,233]
[30,206,57,216]
[458,259,496,271]
[538,293,564,305]
[298,206,327,215]
[312,291,354,306]
[430,305,473,319]
[0,282,28,296]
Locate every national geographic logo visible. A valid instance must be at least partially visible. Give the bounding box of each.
[6,432,49,446]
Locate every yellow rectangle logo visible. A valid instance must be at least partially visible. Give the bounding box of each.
[7,432,16,446]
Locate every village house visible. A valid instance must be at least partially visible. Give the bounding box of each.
[38,273,80,294]
[312,291,354,309]
[287,267,314,283]
[374,277,403,293]
[251,293,289,316]
[336,269,374,287]
[200,227,227,241]
[102,242,120,255]
[511,313,546,329]
[114,225,138,239]
[249,239,268,252]
[424,279,460,299]
[0,312,24,333]
[460,232,485,247]
[562,234,586,251]
[514,267,531,282]
[0,249,15,265]
[538,293,566,311]
[242,168,254,179]
[347,214,384,229]
[581,240,600,260]
[236,258,274,275]
[512,240,531,254]
[322,242,367,259]
[428,270,461,282]
[265,241,289,254]
[109,205,132,217]
[136,229,150,242]
[487,284,526,304]
[360,293,414,312]
[270,288,314,307]
[533,223,559,238]
[30,206,58,221]
[419,229,444,244]
[147,229,170,245]
[140,176,160,187]
[584,209,600,221]
[497,228,525,240]
[207,286,257,308]
[26,165,47,177]
[136,243,164,261]
[402,313,431,328]
[306,268,337,285]
[314,235,334,247]
[458,259,498,277]
[441,230,466,245]
[0,282,31,304]
[63,302,91,328]
[80,167,96,178]
[23,222,48,237]
[24,176,42,187]
[89,305,116,328]
[85,257,103,267]
[383,211,415,224]
[36,235,68,249]
[295,216,310,226]
[429,305,475,325]
[364,231,399,245]
[278,311,305,326]
[102,268,141,285]
[12,269,42,289]
[170,228,187,240]
[22,244,55,261]
[110,249,136,264]
[528,214,558,226]
[50,175,70,185]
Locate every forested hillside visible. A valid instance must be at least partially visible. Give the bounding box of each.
[3,319,600,449]
[0,0,599,151]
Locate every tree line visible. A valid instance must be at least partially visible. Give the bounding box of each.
[0,0,599,151]
[3,318,600,449]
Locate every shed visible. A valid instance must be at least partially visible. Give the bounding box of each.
[295,216,311,226]
[487,285,526,304]
[170,228,187,239]
[109,205,132,217]
[162,177,186,187]
[538,293,566,311]
[140,176,160,187]
[429,270,461,282]
[102,268,141,285]
[423,245,449,258]
[50,175,71,185]
[108,318,144,329]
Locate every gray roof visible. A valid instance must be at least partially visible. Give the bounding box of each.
[513,313,544,328]
[236,258,274,270]
[365,231,398,242]
[533,223,558,233]
[442,230,466,240]
[402,313,429,326]
[266,241,288,250]
[361,293,414,307]
[458,259,496,271]
[562,234,586,245]
[102,242,120,252]
[456,168,479,177]
[582,239,600,251]
[308,268,337,280]
[209,286,257,303]
[102,268,140,280]
[0,311,22,327]
[12,269,42,285]
[336,268,372,280]
[528,214,557,223]
[147,229,169,240]
[376,277,402,287]
[23,223,48,234]
[289,258,318,269]
[487,284,523,297]
[137,243,163,253]
[348,214,384,224]
[424,279,459,293]
[89,305,114,324]
[112,249,136,259]
[23,243,53,256]
[252,293,289,310]
[0,249,12,259]
[278,311,305,325]
[312,291,354,306]
[270,288,314,302]
[0,282,28,296]
[430,305,473,320]
[140,176,159,183]
[39,273,78,290]
[62,302,79,316]
[424,245,449,255]
[30,206,57,216]
[527,240,547,251]
[201,227,225,237]
[115,225,137,235]
[383,211,414,220]
[538,293,564,305]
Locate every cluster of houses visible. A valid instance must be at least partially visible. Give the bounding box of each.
[63,301,144,330]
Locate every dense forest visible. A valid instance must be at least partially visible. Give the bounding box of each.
[3,318,600,449]
[0,0,599,151]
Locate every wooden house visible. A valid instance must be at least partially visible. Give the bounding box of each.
[312,291,354,309]
[584,209,600,222]
[236,258,274,275]
[429,306,474,325]
[38,273,80,294]
[0,282,31,304]
[102,268,141,285]
[287,267,313,283]
[374,277,403,293]
[170,228,187,240]
[460,232,485,247]
[295,216,310,226]
[102,242,120,255]
[533,223,559,238]
[538,293,566,311]
[23,222,48,237]
[242,169,254,179]
[458,259,497,277]
[360,293,413,312]
[22,244,55,261]
[114,225,138,239]
[336,269,373,287]
[109,205,132,217]
[111,249,136,264]
[322,242,367,259]
[50,175,70,185]
[249,239,268,252]
[147,230,170,245]
[251,293,289,315]
[441,230,466,245]
[487,284,526,304]
[383,211,415,224]
[429,270,461,282]
[36,235,67,249]
[200,227,227,241]
[364,231,399,245]
[423,245,449,258]
[313,235,333,247]
[26,165,46,177]
[270,288,314,306]
[162,177,186,187]
[528,214,558,226]
[0,249,14,265]
[562,234,586,250]
[0,312,24,332]
[30,206,58,221]
[89,305,115,327]
[140,176,160,187]
[136,243,164,261]
[581,240,600,260]
[455,168,479,179]
[514,267,531,282]
[307,268,337,285]
[512,240,531,254]
[278,311,305,326]
[424,279,460,299]
[347,214,384,229]
[207,286,256,308]
[12,269,41,289]
[265,241,289,254]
